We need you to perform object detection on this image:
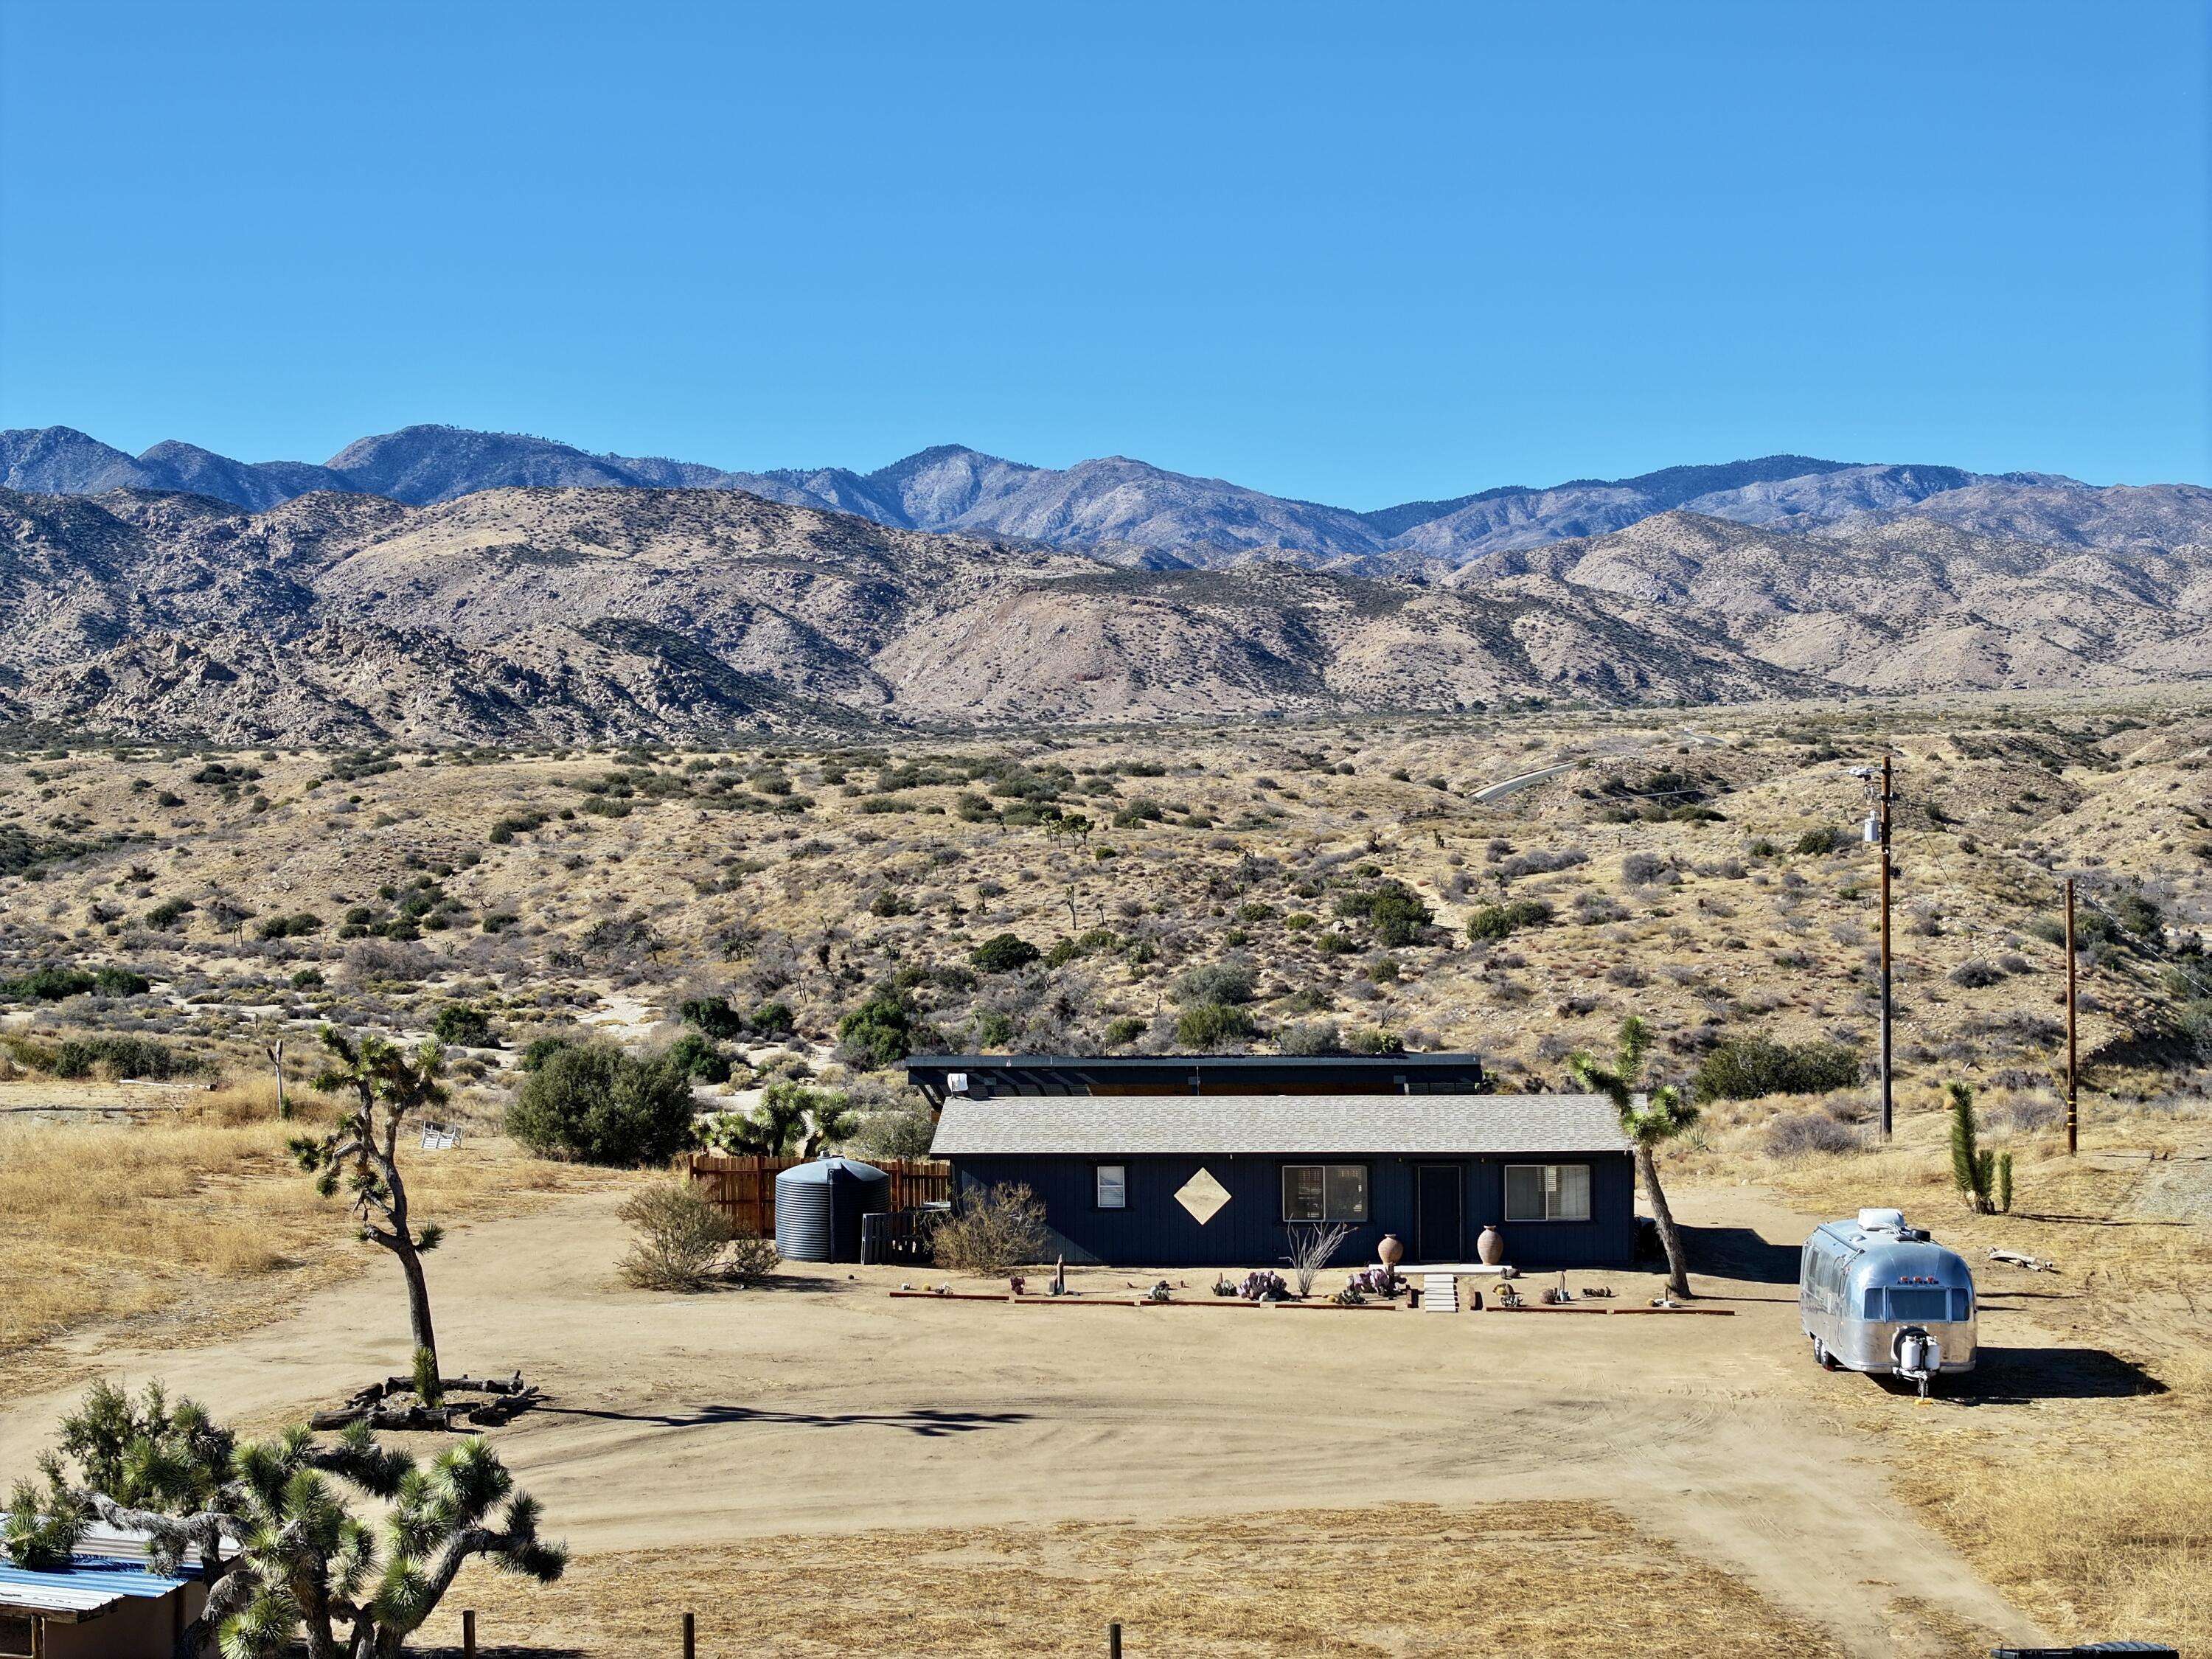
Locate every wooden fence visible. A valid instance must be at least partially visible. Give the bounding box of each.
[682,1153,953,1238]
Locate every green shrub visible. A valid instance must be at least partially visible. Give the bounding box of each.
[1105,1015,1148,1046]
[0,965,149,1002]
[429,1003,495,1047]
[679,997,748,1040]
[1793,826,1846,855]
[1691,1035,1862,1101]
[505,1043,697,1166]
[970,933,1041,973]
[145,897,195,930]
[1174,961,1256,1006]
[51,1034,192,1081]
[1466,900,1552,942]
[1348,1027,1404,1055]
[749,1000,796,1039]
[664,1032,732,1084]
[1175,1002,1256,1046]
[836,987,936,1070]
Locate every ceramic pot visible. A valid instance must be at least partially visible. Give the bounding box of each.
[1476,1225,1504,1266]
[1377,1234,1405,1267]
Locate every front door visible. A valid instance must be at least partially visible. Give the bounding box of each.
[1416,1164,1464,1263]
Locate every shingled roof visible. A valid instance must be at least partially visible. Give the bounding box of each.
[929,1093,1632,1158]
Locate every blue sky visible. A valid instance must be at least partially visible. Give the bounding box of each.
[1,1,2205,506]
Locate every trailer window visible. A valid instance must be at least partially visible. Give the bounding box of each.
[1282,1164,1368,1222]
[1504,1164,1591,1222]
[1882,1287,1969,1323]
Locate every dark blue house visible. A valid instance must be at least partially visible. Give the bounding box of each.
[908,1055,1636,1269]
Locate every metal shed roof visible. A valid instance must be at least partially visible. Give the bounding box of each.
[0,1557,192,1618]
[930,1093,1632,1158]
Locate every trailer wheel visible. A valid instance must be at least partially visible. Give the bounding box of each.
[1812,1338,1835,1371]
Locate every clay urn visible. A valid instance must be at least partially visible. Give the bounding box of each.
[1476,1224,1505,1267]
[1377,1233,1405,1268]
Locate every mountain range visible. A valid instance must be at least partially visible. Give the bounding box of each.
[1,447,2208,742]
[8,422,2207,572]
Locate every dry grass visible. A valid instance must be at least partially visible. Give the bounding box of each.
[1711,1086,2212,1649]
[0,1079,617,1399]
[413,1503,1844,1658]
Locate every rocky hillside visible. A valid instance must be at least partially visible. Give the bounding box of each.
[10,423,2206,570]
[1,481,2205,743]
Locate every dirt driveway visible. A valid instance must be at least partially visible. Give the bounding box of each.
[0,1184,2044,1656]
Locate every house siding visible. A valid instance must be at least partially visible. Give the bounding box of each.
[950,1152,1637,1268]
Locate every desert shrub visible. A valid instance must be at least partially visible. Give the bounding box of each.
[848,1106,938,1160]
[1466,900,1552,942]
[970,933,1042,973]
[1277,1019,1342,1056]
[1336,881,1433,946]
[750,999,796,1038]
[1950,959,2006,988]
[664,1031,733,1084]
[1764,1111,1860,1158]
[1348,1026,1403,1055]
[680,996,748,1040]
[1104,1015,1148,1046]
[1693,1034,1862,1101]
[430,1002,495,1046]
[1175,961,1256,1006]
[1621,852,1672,886]
[506,1043,697,1166]
[617,1182,737,1290]
[933,1181,1048,1276]
[1793,826,1847,855]
[1995,1093,2062,1132]
[1176,1002,1257,1046]
[50,1034,193,1081]
[1314,931,1359,955]
[1,964,148,1002]
[254,912,322,940]
[145,897,195,930]
[835,986,937,1069]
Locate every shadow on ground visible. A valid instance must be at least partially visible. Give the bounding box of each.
[538,1403,1032,1436]
[1868,1344,2169,1404]
[1681,1224,1801,1285]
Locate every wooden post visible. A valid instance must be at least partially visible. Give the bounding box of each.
[684,1610,696,1658]
[462,1609,476,1659]
[1110,1621,1123,1658]
[2065,877,2079,1155]
[1877,754,1893,1140]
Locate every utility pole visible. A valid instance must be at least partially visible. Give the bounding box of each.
[2065,875,2079,1155]
[1855,756,1896,1138]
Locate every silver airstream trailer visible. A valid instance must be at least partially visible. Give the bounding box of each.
[1800,1208,1976,1395]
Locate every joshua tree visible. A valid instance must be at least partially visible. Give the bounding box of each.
[4,1380,562,1659]
[294,1028,450,1380]
[1947,1080,1996,1213]
[703,1079,857,1158]
[1569,1015,1700,1300]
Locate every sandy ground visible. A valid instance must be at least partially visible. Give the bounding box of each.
[0,1183,2046,1657]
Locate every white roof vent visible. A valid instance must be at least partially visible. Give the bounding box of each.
[1857,1207,1907,1234]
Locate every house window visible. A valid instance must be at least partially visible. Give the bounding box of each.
[1281,1164,1368,1222]
[1504,1164,1592,1222]
[1095,1164,1127,1209]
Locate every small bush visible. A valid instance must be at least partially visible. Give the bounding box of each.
[1277,1019,1342,1056]
[970,933,1042,973]
[50,1034,192,1081]
[1793,826,1847,855]
[750,1000,796,1038]
[618,1182,742,1291]
[836,987,937,1069]
[933,1182,1048,1276]
[1764,1112,1860,1158]
[1175,961,1256,1006]
[1621,852,1672,886]
[429,1002,495,1047]
[664,1030,733,1084]
[1466,900,1552,942]
[1950,960,2006,988]
[506,1043,697,1166]
[1694,1035,1862,1101]
[680,997,748,1040]
[1105,1015,1148,1046]
[1176,1002,1257,1046]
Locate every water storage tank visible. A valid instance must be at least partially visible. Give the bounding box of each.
[773,1157,893,1262]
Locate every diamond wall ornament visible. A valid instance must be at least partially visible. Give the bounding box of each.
[1175,1167,1231,1225]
